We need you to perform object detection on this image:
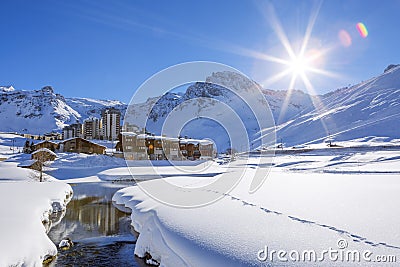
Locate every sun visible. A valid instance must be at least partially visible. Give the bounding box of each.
[247,1,340,127]
[249,1,338,97]
[288,55,310,76]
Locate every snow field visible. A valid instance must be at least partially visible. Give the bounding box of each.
[0,181,72,266]
[113,150,400,266]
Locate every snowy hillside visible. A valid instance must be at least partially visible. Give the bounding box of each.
[2,65,399,148]
[0,86,126,134]
[66,97,126,121]
[206,71,317,124]
[125,71,316,152]
[274,65,400,146]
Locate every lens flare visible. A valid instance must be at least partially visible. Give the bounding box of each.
[338,30,352,47]
[356,22,368,38]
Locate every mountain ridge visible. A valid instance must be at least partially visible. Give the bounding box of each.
[273,64,400,146]
[0,86,126,134]
[1,64,399,150]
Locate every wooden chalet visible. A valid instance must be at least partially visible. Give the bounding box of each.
[32,140,59,152]
[31,148,57,162]
[61,137,106,154]
[119,132,214,160]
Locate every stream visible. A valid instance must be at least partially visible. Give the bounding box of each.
[47,182,147,267]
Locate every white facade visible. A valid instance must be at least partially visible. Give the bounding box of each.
[101,108,121,140]
[62,123,82,140]
[83,117,100,139]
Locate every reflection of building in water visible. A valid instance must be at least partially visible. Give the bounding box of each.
[117,132,215,160]
[66,197,126,235]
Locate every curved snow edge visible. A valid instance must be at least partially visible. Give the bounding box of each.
[0,182,73,267]
[113,188,188,266]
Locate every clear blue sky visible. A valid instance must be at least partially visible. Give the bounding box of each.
[1,0,399,103]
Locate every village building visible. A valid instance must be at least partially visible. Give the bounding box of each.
[199,140,215,159]
[62,123,83,139]
[31,135,42,140]
[101,108,121,141]
[18,159,42,171]
[19,148,57,171]
[117,132,148,160]
[23,133,32,139]
[60,137,106,154]
[43,132,63,141]
[31,140,59,152]
[31,148,57,162]
[117,132,215,160]
[83,117,101,140]
[162,137,181,160]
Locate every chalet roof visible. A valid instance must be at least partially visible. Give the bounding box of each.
[137,134,147,139]
[32,148,57,156]
[199,140,214,145]
[18,159,37,167]
[163,137,180,142]
[122,132,213,145]
[121,132,137,136]
[32,140,59,146]
[60,137,107,148]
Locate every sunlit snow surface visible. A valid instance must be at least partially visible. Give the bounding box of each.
[0,167,72,266]
[114,147,400,266]
[0,133,73,266]
[1,132,400,266]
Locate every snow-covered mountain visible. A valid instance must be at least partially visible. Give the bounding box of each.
[125,71,316,151]
[275,64,400,146]
[127,66,400,151]
[0,86,126,134]
[2,65,400,149]
[206,71,317,124]
[65,97,126,122]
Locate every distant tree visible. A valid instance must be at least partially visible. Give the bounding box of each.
[23,140,31,153]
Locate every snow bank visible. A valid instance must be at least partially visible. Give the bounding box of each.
[0,156,34,181]
[0,181,72,266]
[0,133,26,158]
[0,149,73,266]
[51,153,125,168]
[49,153,126,183]
[113,153,400,266]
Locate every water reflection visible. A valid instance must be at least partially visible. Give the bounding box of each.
[66,196,125,235]
[47,182,146,267]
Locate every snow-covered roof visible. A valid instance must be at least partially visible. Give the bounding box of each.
[33,140,59,146]
[137,134,147,139]
[122,132,137,136]
[32,148,57,156]
[199,140,214,145]
[61,137,107,148]
[179,138,212,145]
[17,159,37,167]
[163,137,180,142]
[121,133,213,146]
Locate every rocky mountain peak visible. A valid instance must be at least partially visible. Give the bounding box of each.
[40,86,54,94]
[0,85,15,92]
[384,64,400,73]
[0,86,126,134]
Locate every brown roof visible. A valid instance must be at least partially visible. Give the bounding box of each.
[61,137,106,148]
